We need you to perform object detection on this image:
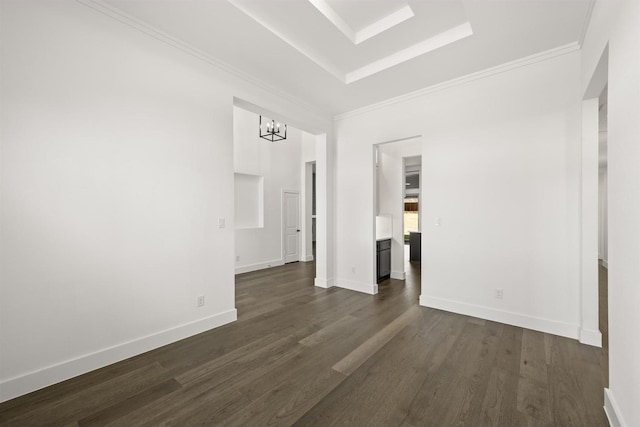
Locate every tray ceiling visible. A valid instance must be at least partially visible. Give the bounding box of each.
[228,0,472,83]
[99,0,594,115]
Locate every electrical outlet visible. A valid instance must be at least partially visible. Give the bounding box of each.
[495,288,503,299]
[236,255,240,262]
[351,266,356,274]
[197,295,205,307]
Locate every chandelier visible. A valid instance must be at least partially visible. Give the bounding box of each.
[259,115,287,142]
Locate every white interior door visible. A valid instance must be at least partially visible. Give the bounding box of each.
[283,191,300,263]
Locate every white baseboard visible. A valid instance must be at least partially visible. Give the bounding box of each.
[603,259,608,269]
[579,328,602,347]
[0,309,237,403]
[605,388,627,427]
[302,255,314,262]
[235,259,284,274]
[337,279,378,295]
[391,271,405,280]
[314,277,334,288]
[419,295,579,340]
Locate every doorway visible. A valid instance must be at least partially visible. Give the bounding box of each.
[373,137,422,287]
[232,98,327,285]
[580,46,608,390]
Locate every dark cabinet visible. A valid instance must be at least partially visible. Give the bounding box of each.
[409,232,421,262]
[377,239,391,283]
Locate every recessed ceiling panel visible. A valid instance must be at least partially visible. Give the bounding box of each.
[228,0,471,83]
[325,0,410,32]
[312,0,415,44]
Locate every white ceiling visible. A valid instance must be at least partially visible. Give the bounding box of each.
[100,0,593,115]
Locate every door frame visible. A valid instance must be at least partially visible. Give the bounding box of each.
[282,189,301,264]
[579,45,608,348]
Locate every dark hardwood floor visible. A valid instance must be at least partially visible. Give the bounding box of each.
[0,256,609,426]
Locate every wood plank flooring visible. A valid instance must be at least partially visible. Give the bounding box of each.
[0,258,609,426]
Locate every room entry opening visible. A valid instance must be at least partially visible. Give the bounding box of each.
[373,137,422,287]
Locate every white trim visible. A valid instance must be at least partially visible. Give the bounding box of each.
[390,271,405,280]
[419,295,580,339]
[314,277,334,288]
[345,22,473,84]
[579,328,602,347]
[335,42,580,121]
[578,0,596,48]
[0,309,237,403]
[302,255,314,262]
[337,279,378,295]
[604,388,627,427]
[235,259,284,275]
[355,5,415,45]
[75,0,330,117]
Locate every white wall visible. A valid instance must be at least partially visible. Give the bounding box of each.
[334,50,582,337]
[233,106,303,273]
[582,1,640,426]
[0,0,332,402]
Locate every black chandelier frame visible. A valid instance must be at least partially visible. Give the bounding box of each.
[259,115,287,142]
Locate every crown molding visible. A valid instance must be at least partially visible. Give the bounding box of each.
[578,0,596,47]
[75,0,332,119]
[334,41,581,121]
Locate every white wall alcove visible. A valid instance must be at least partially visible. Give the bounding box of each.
[234,173,264,229]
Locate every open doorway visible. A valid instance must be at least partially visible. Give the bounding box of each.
[232,100,325,286]
[580,46,607,359]
[373,137,421,289]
